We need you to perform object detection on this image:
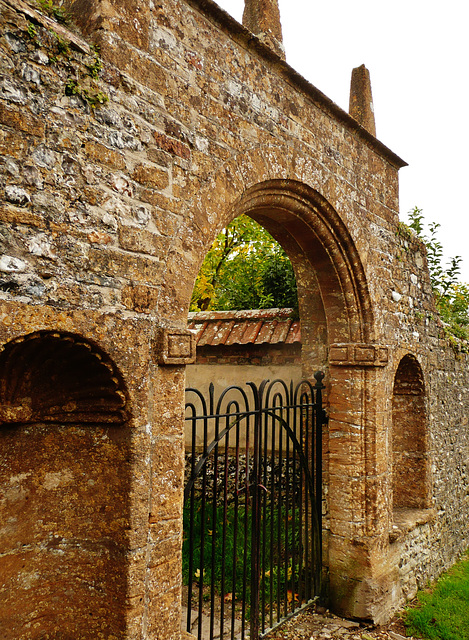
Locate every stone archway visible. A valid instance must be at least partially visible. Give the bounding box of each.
[160,175,397,620]
[0,331,131,639]
[232,180,374,342]
[227,181,391,620]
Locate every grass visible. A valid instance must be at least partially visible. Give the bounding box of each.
[404,551,469,639]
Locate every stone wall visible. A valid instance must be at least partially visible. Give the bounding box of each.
[388,229,469,601]
[0,0,468,636]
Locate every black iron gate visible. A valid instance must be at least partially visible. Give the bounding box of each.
[183,373,326,640]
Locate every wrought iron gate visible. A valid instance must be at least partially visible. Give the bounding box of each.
[183,373,326,640]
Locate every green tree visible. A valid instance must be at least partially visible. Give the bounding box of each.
[407,207,469,340]
[190,215,298,312]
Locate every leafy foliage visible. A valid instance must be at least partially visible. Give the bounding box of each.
[190,215,298,312]
[36,0,71,24]
[407,207,469,341]
[404,551,469,640]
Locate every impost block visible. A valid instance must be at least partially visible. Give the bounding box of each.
[330,343,389,367]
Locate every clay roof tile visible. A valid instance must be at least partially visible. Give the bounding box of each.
[188,309,301,346]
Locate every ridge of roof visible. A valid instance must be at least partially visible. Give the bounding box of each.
[188,308,296,321]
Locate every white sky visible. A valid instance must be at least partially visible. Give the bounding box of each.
[214,0,469,282]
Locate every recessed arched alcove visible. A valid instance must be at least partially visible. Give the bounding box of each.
[0,331,131,639]
[392,354,429,510]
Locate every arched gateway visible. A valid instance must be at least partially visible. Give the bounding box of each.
[177,178,391,634]
[157,162,398,624]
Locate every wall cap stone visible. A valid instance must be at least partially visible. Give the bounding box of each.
[5,0,91,54]
[329,343,389,367]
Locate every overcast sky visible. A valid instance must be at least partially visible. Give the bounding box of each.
[215,0,469,282]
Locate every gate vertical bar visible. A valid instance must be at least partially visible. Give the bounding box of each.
[185,403,198,634]
[304,386,311,603]
[229,409,240,640]
[198,383,213,639]
[209,391,221,640]
[249,381,262,640]
[314,372,325,593]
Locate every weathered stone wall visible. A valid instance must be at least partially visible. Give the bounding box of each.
[387,230,469,602]
[0,0,468,636]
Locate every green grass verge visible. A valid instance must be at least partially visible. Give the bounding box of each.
[404,551,469,639]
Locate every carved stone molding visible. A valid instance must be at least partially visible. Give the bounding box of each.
[155,328,196,365]
[329,343,389,367]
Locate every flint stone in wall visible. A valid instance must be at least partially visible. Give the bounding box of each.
[4,33,26,53]
[94,107,122,127]
[62,155,81,176]
[132,205,151,227]
[24,279,46,298]
[22,165,44,189]
[5,185,30,206]
[32,145,57,169]
[27,235,54,259]
[0,256,27,273]
[4,159,19,177]
[21,64,41,86]
[0,77,27,103]
[111,175,133,197]
[108,130,141,151]
[31,50,50,65]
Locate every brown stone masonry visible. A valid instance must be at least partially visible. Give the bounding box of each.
[0,0,468,638]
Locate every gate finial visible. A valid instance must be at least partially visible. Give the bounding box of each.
[349,64,376,136]
[242,0,285,59]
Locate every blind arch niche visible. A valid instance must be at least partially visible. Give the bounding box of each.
[0,331,131,638]
[0,330,128,425]
[392,354,429,510]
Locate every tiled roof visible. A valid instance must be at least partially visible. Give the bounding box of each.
[187,309,301,346]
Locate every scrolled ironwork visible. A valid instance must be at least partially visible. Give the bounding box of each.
[183,374,327,640]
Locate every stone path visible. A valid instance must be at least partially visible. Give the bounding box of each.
[263,605,412,640]
[182,602,413,640]
[182,605,243,640]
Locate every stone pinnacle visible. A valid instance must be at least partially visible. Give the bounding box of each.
[243,0,285,59]
[349,64,376,136]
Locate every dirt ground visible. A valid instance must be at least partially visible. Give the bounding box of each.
[263,603,412,640]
